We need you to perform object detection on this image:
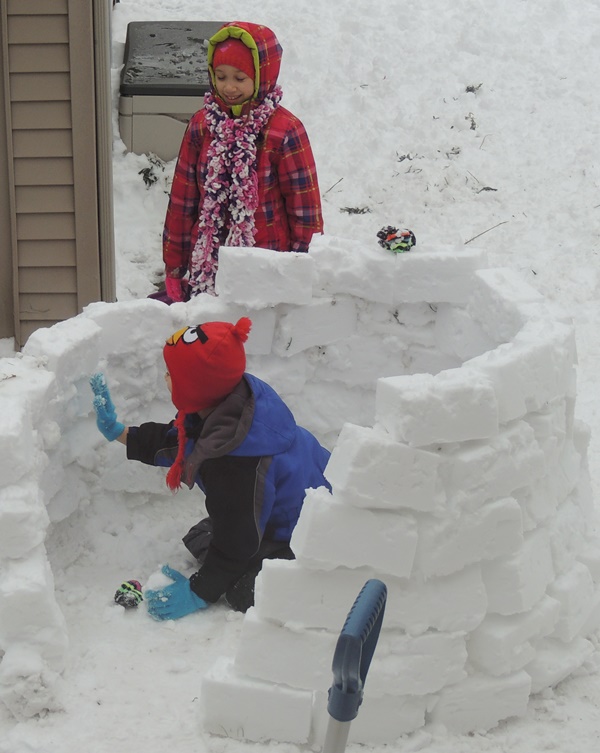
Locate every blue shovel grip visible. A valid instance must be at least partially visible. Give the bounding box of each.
[327,579,387,723]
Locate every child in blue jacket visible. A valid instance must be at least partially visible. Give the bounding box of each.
[91,318,330,617]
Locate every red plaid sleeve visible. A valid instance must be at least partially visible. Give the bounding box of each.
[162,114,204,277]
[275,117,323,252]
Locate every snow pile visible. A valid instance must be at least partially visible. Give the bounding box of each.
[0,239,598,741]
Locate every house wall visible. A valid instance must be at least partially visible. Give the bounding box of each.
[0,12,15,339]
[0,0,114,348]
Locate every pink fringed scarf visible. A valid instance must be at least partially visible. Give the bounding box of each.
[189,87,283,296]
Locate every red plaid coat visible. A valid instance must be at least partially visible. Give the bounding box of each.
[163,22,323,278]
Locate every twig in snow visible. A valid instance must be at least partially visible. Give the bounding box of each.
[464,220,509,245]
[323,178,343,195]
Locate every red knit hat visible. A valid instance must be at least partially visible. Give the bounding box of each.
[164,318,251,412]
[212,38,255,80]
[163,317,252,490]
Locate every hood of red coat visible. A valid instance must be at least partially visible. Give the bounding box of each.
[207,22,282,107]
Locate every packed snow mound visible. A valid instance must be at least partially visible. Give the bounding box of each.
[0,240,598,744]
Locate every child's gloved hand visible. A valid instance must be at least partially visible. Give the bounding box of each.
[145,565,208,621]
[90,373,125,441]
[165,276,186,303]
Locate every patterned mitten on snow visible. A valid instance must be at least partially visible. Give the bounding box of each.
[114,580,143,608]
[377,226,416,253]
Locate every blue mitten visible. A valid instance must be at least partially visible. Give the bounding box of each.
[90,373,125,441]
[145,565,208,621]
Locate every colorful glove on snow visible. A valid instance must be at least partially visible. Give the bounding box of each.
[377,225,416,253]
[114,580,143,608]
[90,373,125,441]
[145,565,208,621]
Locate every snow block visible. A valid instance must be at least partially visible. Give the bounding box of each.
[464,319,576,424]
[246,351,312,396]
[100,457,169,494]
[312,689,432,744]
[22,316,102,388]
[0,356,58,426]
[273,296,357,356]
[401,342,462,376]
[552,441,583,503]
[437,420,546,510]
[243,307,277,355]
[375,368,499,446]
[0,482,50,559]
[201,656,312,743]
[0,396,39,486]
[547,496,587,576]
[571,456,594,525]
[235,611,337,691]
[284,380,376,441]
[548,561,596,642]
[0,546,68,672]
[324,423,442,512]
[83,299,175,359]
[434,303,498,362]
[468,595,561,675]
[481,528,555,615]
[525,398,568,445]
[255,559,487,635]
[310,235,396,303]
[390,247,488,305]
[468,267,544,343]
[429,671,532,733]
[525,636,594,693]
[516,475,562,532]
[577,542,600,584]
[216,246,314,306]
[367,630,467,695]
[254,560,373,630]
[45,463,94,524]
[579,587,600,636]
[358,300,436,332]
[523,403,568,486]
[0,645,63,720]
[415,497,523,577]
[312,333,410,386]
[236,612,466,696]
[291,487,418,577]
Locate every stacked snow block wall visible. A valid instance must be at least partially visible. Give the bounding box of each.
[0,236,598,734]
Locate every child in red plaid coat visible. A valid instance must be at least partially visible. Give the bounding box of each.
[162,21,323,301]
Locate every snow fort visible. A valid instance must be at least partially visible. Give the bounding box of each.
[0,237,598,742]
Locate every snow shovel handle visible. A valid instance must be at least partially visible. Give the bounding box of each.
[327,578,387,723]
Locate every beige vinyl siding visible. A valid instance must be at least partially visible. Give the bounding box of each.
[0,14,14,338]
[2,0,106,346]
[14,157,74,185]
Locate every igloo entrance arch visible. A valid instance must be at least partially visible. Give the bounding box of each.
[0,237,598,741]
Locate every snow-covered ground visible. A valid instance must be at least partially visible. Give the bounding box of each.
[2,0,600,751]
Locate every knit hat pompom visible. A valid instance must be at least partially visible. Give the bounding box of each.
[233,316,252,343]
[212,38,255,80]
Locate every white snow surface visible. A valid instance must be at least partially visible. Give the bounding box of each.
[2,0,600,751]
